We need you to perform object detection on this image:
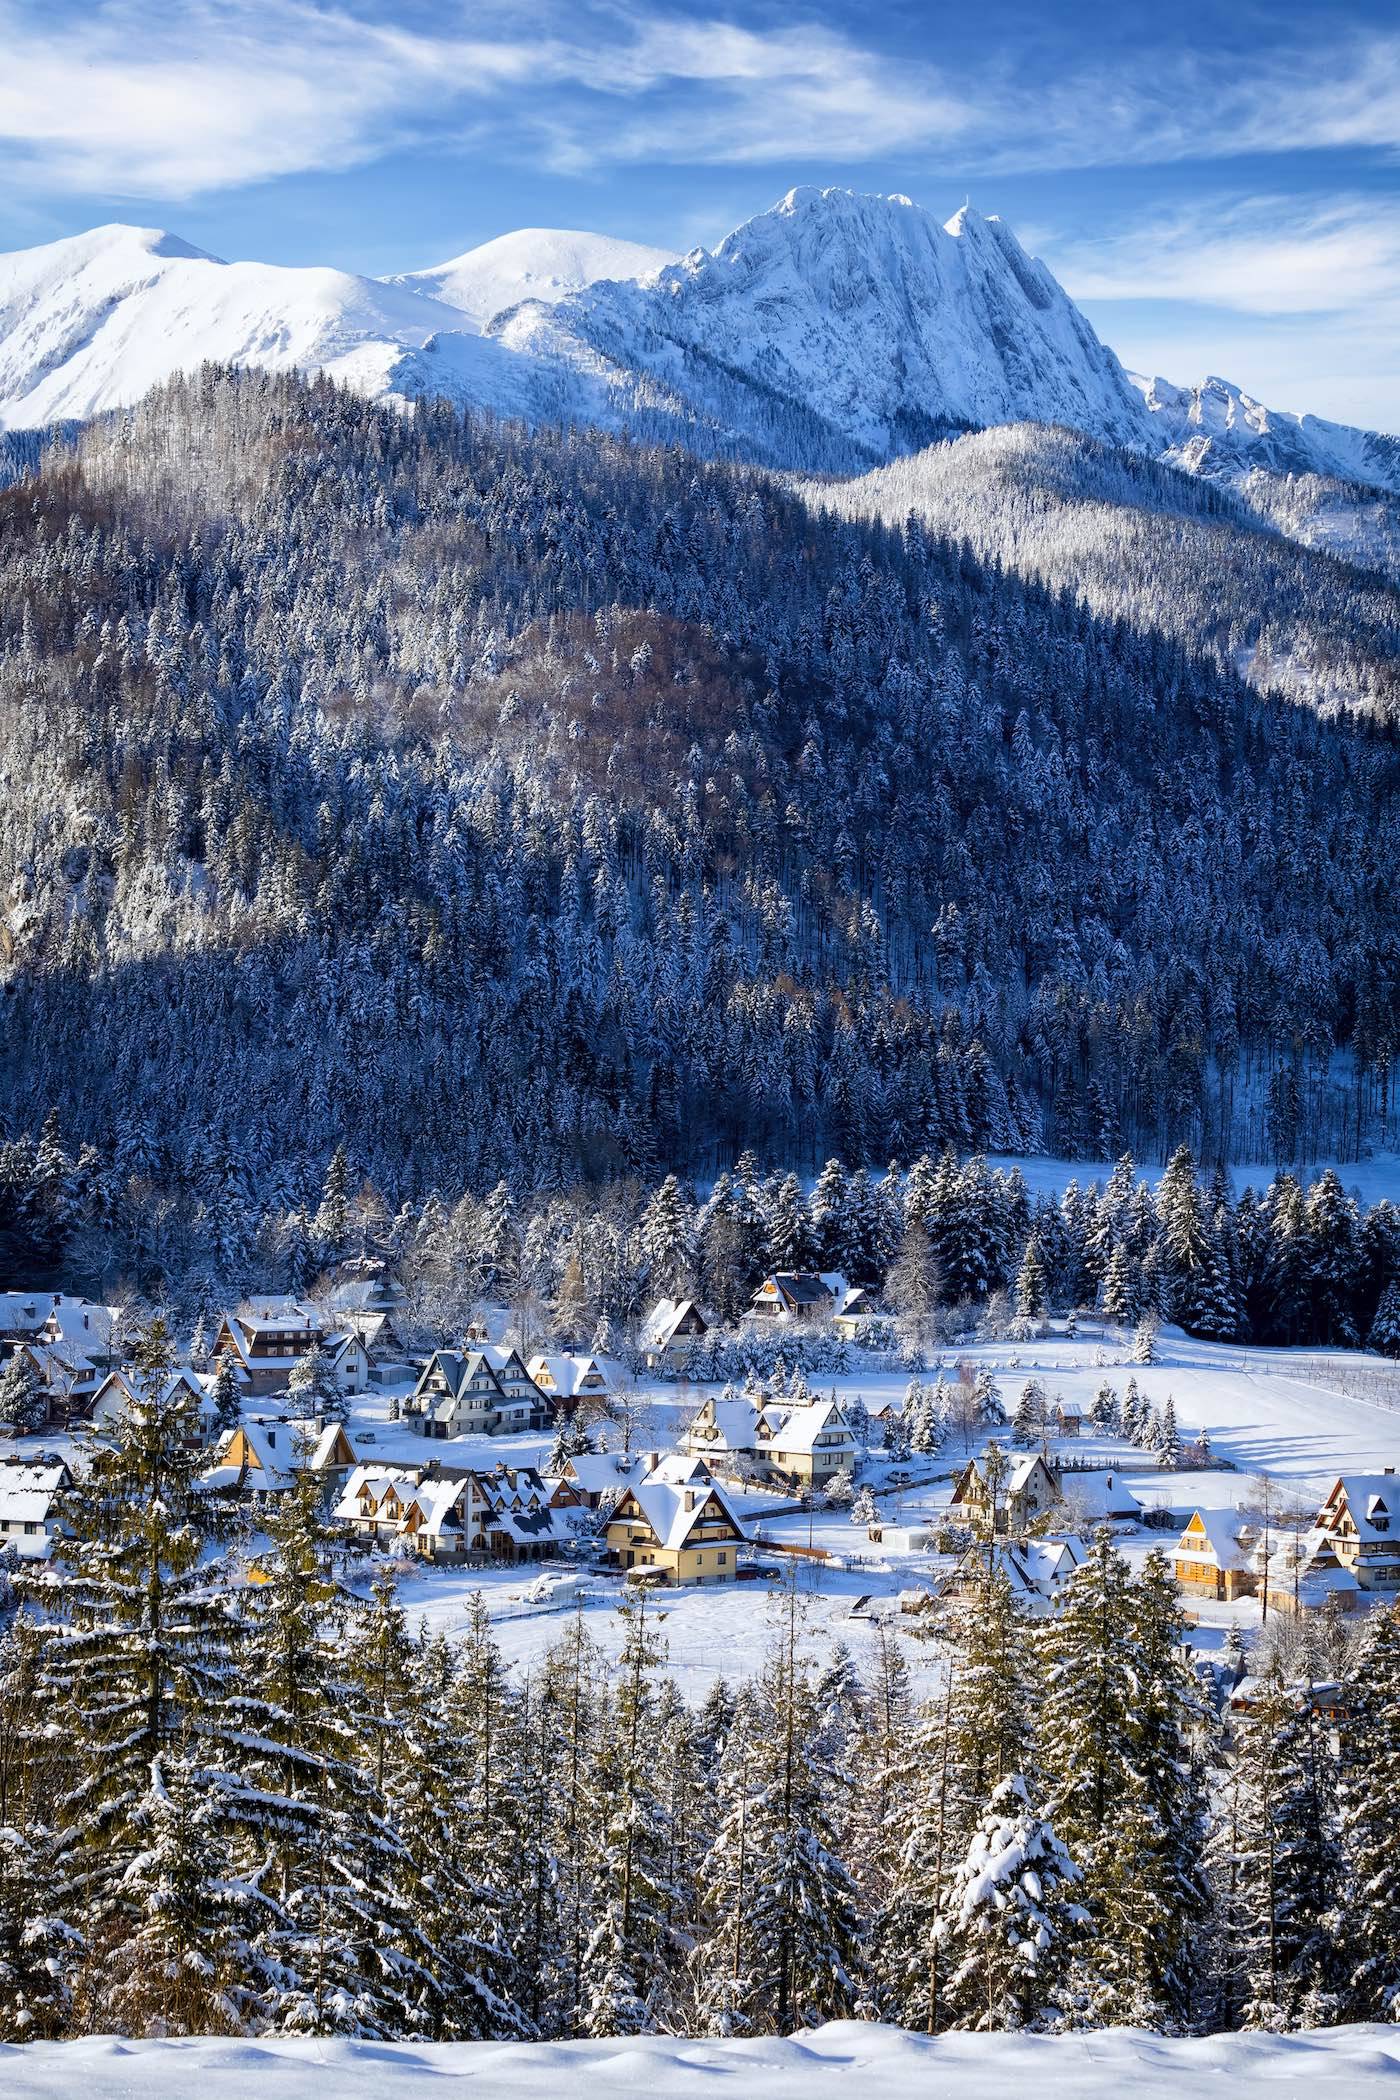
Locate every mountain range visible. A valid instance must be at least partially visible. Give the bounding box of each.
[2,188,1397,535]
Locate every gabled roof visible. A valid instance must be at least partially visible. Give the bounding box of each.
[754,1272,838,1309]
[609,1476,748,1553]
[1055,1469,1143,1519]
[1177,1508,1251,1569]
[554,1451,648,1495]
[763,1396,851,1454]
[640,1297,708,1349]
[528,1351,618,1396]
[684,1396,771,1452]
[1322,1473,1400,1541]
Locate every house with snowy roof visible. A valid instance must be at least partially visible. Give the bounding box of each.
[527,1352,620,1413]
[1173,1509,1258,1601]
[1312,1471,1400,1590]
[948,1451,1062,1535]
[681,1393,776,1471]
[407,1345,550,1438]
[639,1297,711,1370]
[0,1456,71,1558]
[213,1301,367,1400]
[832,1285,881,1339]
[601,1458,748,1584]
[202,1417,357,1497]
[1054,1468,1144,1527]
[88,1365,217,1446]
[758,1395,857,1488]
[10,1336,105,1424]
[0,1293,127,1364]
[336,1459,561,1563]
[943,1534,1088,1615]
[547,1448,656,1512]
[748,1272,846,1324]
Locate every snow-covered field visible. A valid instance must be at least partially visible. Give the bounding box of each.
[7,2020,1400,2097]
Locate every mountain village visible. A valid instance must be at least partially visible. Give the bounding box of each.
[5,1225,1399,1693]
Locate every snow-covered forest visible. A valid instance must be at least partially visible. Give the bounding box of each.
[1,1343,1397,2047]
[810,422,1400,720]
[0,368,1398,1269]
[2,1116,1399,1359]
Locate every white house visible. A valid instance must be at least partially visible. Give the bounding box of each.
[639,1298,711,1370]
[0,1457,71,1558]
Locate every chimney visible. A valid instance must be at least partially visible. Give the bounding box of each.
[684,1490,696,1512]
[1387,1467,1395,1476]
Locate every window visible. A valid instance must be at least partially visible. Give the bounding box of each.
[718,1551,727,1565]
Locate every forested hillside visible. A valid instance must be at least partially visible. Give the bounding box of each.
[1,368,1398,1262]
[810,423,1400,721]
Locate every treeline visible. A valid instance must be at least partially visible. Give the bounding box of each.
[1,1342,1396,2043]
[4,1110,1397,1361]
[0,366,1398,1222]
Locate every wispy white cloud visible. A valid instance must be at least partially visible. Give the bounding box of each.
[7,0,1400,206]
[1034,195,1400,432]
[0,0,551,196]
[1042,195,1400,317]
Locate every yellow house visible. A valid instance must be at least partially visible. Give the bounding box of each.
[1173,1509,1257,1600]
[603,1467,748,1584]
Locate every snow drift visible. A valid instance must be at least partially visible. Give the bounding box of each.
[6,2020,1400,2098]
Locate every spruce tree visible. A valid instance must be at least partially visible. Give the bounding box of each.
[1338,1608,1400,2019]
[938,1774,1082,2032]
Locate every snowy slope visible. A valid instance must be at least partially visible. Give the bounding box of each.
[0,223,501,430]
[6,2020,1400,2097]
[1134,371,1400,493]
[384,226,674,325]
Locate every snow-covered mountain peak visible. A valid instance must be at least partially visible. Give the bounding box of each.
[383,227,674,327]
[543,185,1147,460]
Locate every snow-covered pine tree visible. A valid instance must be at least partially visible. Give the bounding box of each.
[99,1748,260,2036]
[938,1774,1083,2032]
[1338,1606,1400,2020]
[1367,1280,1400,1358]
[1217,1676,1345,2031]
[237,1463,422,2036]
[23,1320,246,1960]
[1099,1241,1140,1328]
[581,1585,678,2036]
[639,1176,696,1301]
[0,1352,44,1435]
[736,1575,863,2031]
[209,1352,241,1435]
[1014,1241,1048,1328]
[690,1685,766,2035]
[286,1340,344,1426]
[1039,1537,1208,2029]
[1011,1378,1045,1448]
[1158,1394,1181,1468]
[1089,1379,1119,1433]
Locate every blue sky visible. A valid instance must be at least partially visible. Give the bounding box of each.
[2,0,1398,429]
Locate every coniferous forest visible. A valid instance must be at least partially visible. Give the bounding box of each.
[1,366,1399,1290]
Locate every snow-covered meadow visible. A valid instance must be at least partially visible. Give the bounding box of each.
[7,2019,1400,2098]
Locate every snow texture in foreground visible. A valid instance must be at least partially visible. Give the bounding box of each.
[7,2021,1400,2097]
